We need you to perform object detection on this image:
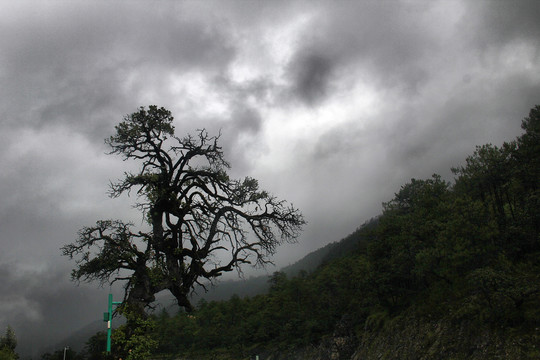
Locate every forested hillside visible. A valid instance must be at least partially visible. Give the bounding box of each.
[72,105,539,359]
[186,225,374,304]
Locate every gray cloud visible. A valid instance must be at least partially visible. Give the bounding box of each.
[283,1,439,106]
[181,74,272,175]
[283,0,540,180]
[465,0,540,47]
[0,2,237,143]
[288,51,336,105]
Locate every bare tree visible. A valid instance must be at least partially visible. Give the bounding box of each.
[62,106,305,316]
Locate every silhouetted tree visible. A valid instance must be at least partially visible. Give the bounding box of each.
[62,106,305,316]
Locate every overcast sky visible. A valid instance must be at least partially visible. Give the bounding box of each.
[1,0,540,356]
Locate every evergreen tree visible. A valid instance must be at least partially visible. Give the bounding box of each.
[0,326,18,360]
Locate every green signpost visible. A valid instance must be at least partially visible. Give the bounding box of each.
[103,294,122,354]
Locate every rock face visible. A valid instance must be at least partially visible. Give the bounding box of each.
[258,313,539,360]
[258,315,359,360]
[328,314,358,360]
[350,314,540,360]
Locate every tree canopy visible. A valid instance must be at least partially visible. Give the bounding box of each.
[0,326,18,360]
[62,106,305,315]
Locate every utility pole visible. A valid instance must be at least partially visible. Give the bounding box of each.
[103,294,122,354]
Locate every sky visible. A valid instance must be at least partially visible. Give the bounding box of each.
[1,0,540,356]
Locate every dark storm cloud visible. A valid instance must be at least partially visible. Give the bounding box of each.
[284,1,437,106]
[287,0,540,175]
[0,2,237,142]
[385,72,540,180]
[229,104,262,135]
[221,80,267,138]
[289,51,336,105]
[466,0,540,47]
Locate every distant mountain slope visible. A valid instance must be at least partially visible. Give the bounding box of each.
[191,275,271,303]
[281,217,378,277]
[41,320,103,356]
[44,218,377,357]
[194,217,379,303]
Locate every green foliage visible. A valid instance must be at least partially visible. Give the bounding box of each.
[112,307,158,360]
[39,348,83,360]
[83,331,111,360]
[0,326,17,360]
[0,327,16,353]
[364,309,389,331]
[0,348,14,360]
